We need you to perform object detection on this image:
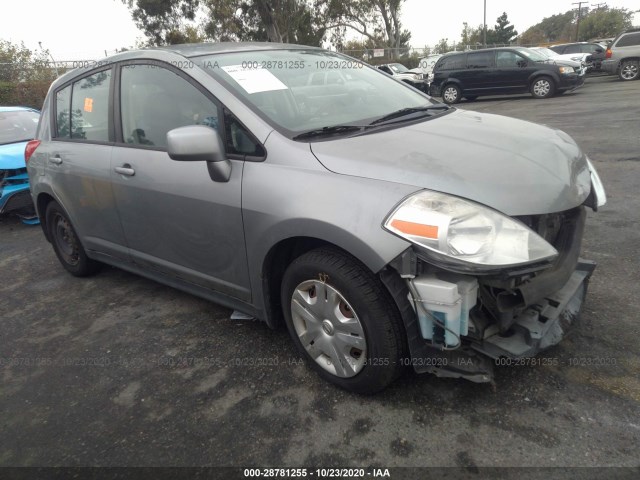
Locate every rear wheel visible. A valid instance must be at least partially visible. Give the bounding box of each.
[281,248,405,394]
[46,201,100,277]
[619,60,639,81]
[530,76,555,99]
[442,84,461,104]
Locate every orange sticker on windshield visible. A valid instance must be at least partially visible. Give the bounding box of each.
[84,97,93,112]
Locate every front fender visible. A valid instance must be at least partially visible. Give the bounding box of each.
[242,158,418,319]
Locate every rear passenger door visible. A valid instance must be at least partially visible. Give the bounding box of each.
[41,68,129,260]
[110,61,263,302]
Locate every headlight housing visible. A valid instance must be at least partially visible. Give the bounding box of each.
[384,191,558,271]
[558,66,574,74]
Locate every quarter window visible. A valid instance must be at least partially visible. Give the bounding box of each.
[616,33,640,47]
[55,86,71,138]
[437,55,465,71]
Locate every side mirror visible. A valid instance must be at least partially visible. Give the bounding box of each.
[167,125,231,182]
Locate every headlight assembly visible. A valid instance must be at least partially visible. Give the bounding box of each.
[383,191,558,271]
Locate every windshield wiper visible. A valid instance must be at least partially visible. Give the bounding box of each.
[369,105,449,126]
[292,125,367,141]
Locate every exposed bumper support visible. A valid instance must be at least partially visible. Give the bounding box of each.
[473,259,595,360]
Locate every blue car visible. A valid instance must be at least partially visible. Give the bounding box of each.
[0,106,40,224]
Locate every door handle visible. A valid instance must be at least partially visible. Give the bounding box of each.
[49,155,62,165]
[115,164,135,177]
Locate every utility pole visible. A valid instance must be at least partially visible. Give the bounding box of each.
[483,0,487,47]
[572,1,589,42]
[591,3,606,10]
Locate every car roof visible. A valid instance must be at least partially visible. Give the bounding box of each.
[154,41,322,58]
[0,106,40,113]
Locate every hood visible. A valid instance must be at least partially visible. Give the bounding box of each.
[0,141,29,170]
[549,58,582,68]
[310,110,591,216]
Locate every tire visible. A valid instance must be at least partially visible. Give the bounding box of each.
[464,95,478,101]
[441,84,461,105]
[530,76,555,99]
[46,201,100,277]
[281,248,405,394]
[619,60,639,81]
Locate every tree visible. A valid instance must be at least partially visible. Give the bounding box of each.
[578,7,633,41]
[122,0,200,46]
[433,38,451,54]
[203,0,329,45]
[459,22,498,47]
[517,7,631,45]
[327,0,411,58]
[494,12,518,44]
[0,40,57,108]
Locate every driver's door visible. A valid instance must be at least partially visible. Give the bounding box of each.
[110,62,257,301]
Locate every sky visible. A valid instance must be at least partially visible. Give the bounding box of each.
[2,0,639,61]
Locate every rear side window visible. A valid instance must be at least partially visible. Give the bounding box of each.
[54,70,111,141]
[467,51,495,68]
[70,70,111,142]
[437,55,466,71]
[616,33,640,47]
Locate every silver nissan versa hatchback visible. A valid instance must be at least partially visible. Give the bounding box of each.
[27,43,607,393]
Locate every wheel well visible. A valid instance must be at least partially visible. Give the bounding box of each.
[530,74,554,86]
[262,237,352,329]
[36,193,56,242]
[619,57,640,66]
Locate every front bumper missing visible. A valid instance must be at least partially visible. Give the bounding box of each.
[388,258,595,384]
[472,259,595,361]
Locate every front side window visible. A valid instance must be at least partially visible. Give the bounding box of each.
[70,70,111,142]
[467,51,495,68]
[120,65,220,149]
[496,51,527,68]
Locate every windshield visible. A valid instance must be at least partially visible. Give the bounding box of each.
[0,110,40,145]
[197,50,436,136]
[515,48,549,62]
[388,63,409,73]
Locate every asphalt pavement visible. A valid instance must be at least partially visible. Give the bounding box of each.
[0,74,639,470]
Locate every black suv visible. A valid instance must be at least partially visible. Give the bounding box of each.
[550,42,607,71]
[430,47,585,104]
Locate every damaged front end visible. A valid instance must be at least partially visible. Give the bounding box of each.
[384,197,603,383]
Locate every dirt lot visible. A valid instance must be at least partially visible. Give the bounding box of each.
[1,75,639,470]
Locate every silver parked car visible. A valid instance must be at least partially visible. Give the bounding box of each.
[26,43,606,393]
[601,29,640,81]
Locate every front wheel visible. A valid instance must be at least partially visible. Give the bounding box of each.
[619,60,639,81]
[530,76,555,99]
[281,248,405,394]
[46,201,100,277]
[442,84,461,104]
